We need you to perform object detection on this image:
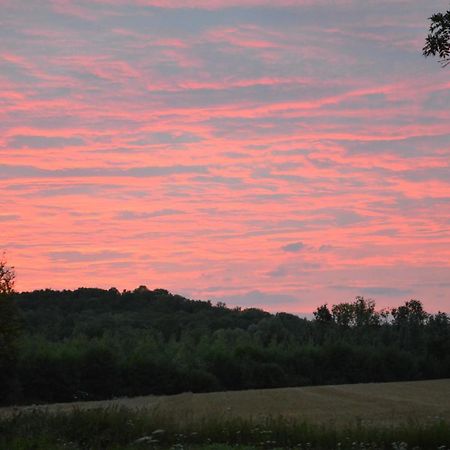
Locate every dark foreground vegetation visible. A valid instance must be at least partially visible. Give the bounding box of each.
[2,286,450,405]
[1,406,449,450]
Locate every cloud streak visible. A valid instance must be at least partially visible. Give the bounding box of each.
[1,0,449,313]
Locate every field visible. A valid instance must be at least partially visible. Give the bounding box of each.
[1,379,449,449]
[3,379,450,425]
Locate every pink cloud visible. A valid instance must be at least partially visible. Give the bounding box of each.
[1,0,449,313]
[89,0,353,9]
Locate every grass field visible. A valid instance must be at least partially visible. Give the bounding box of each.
[3,379,450,426]
[2,379,449,449]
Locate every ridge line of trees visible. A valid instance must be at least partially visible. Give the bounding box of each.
[1,283,448,406]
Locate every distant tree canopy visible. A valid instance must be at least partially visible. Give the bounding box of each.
[3,286,449,406]
[423,6,450,67]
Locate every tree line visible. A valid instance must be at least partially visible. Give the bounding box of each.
[1,281,449,405]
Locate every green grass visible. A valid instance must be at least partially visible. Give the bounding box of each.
[0,406,449,450]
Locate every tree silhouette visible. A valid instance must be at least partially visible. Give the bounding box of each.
[313,304,333,323]
[0,256,21,403]
[0,255,15,295]
[423,7,450,67]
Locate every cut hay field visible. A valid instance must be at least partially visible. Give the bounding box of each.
[3,379,450,426]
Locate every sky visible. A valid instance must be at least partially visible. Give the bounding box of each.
[1,0,449,314]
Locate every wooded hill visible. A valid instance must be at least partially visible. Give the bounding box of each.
[3,287,450,405]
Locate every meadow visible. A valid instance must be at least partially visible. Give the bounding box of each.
[1,379,449,449]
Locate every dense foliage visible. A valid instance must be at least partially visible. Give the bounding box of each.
[5,287,450,405]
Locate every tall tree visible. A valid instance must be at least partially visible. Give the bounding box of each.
[0,256,15,295]
[313,304,333,323]
[391,299,428,327]
[423,7,450,67]
[0,256,21,403]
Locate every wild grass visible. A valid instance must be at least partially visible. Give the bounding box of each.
[0,405,449,450]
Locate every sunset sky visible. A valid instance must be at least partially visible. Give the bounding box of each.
[1,0,449,313]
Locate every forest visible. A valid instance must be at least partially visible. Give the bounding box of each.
[1,286,449,406]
